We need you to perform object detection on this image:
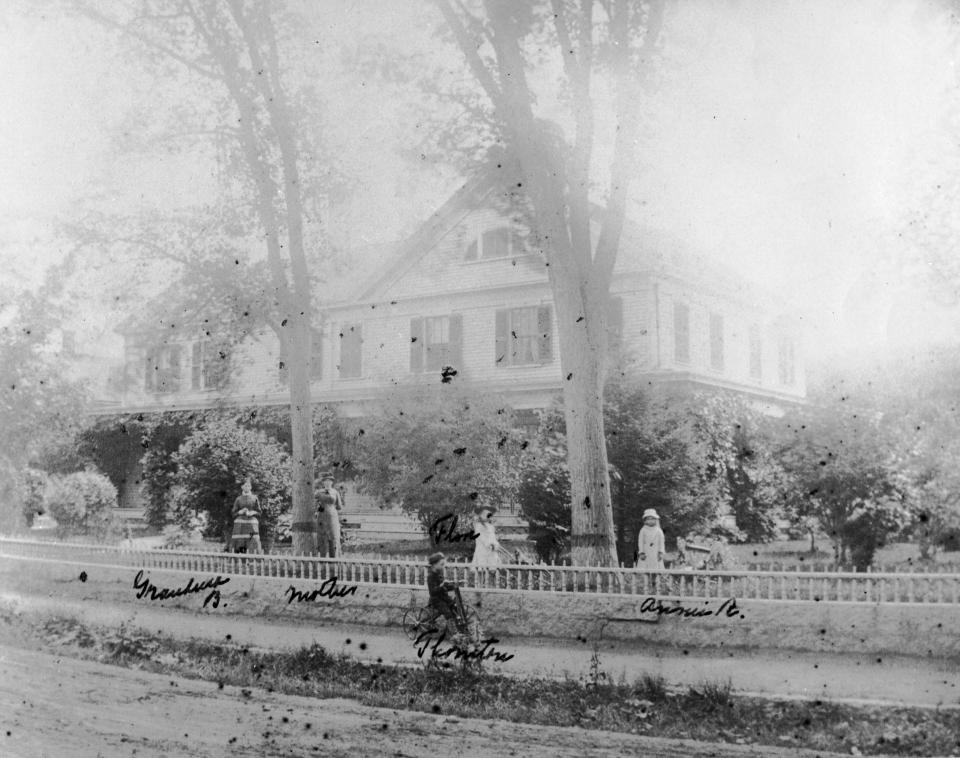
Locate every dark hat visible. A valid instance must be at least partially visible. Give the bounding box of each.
[475,504,498,515]
[428,552,445,565]
[318,471,335,481]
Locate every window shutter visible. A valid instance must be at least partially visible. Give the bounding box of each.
[167,345,182,392]
[191,342,202,390]
[537,306,553,362]
[210,342,230,388]
[465,239,479,261]
[606,296,623,356]
[340,323,363,378]
[495,310,508,367]
[410,318,424,373]
[310,329,323,381]
[448,314,463,368]
[144,352,154,392]
[353,324,363,376]
[674,303,690,364]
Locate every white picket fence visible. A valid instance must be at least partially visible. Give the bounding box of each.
[2,537,959,604]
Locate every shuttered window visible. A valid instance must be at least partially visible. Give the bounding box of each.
[778,335,795,386]
[674,302,690,364]
[338,323,363,379]
[310,329,323,380]
[191,340,231,391]
[709,313,724,372]
[495,306,553,367]
[410,315,463,373]
[607,296,624,358]
[278,328,322,385]
[749,325,762,380]
[145,344,182,394]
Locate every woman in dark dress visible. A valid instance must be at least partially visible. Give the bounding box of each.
[231,479,262,554]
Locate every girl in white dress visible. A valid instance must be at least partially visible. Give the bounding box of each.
[636,508,665,570]
[472,505,500,567]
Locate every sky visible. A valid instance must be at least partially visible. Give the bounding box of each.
[1,0,959,365]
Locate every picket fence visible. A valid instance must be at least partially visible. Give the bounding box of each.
[2,537,959,604]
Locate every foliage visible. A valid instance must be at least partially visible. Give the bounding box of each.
[519,383,789,564]
[168,419,291,546]
[43,470,119,541]
[21,468,49,528]
[139,413,203,530]
[0,278,89,533]
[603,386,721,556]
[776,396,909,569]
[355,383,525,539]
[517,423,570,563]
[242,403,357,479]
[161,507,208,549]
[678,393,788,544]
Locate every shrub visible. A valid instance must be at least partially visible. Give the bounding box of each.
[44,469,118,540]
[171,419,291,547]
[21,468,48,528]
[355,384,524,539]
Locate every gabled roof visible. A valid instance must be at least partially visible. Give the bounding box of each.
[328,162,794,318]
[351,168,503,303]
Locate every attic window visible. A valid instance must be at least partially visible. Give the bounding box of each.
[465,226,524,261]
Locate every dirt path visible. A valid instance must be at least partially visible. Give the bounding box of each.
[3,590,958,709]
[0,645,851,758]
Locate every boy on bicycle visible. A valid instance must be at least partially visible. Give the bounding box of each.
[427,552,466,633]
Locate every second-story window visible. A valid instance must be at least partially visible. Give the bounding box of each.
[410,315,463,373]
[495,305,553,367]
[673,302,690,364]
[749,325,762,380]
[144,344,182,394]
[465,226,524,261]
[778,335,796,386]
[191,340,230,391]
[338,323,362,379]
[709,313,724,372]
[278,328,323,385]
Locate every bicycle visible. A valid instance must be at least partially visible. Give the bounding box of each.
[402,584,484,669]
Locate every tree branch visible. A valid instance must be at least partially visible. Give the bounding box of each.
[74,2,220,81]
[592,0,664,290]
[433,0,506,112]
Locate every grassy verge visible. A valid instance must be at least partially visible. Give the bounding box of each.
[1,608,957,756]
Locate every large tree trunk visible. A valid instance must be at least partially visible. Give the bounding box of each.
[288,321,316,555]
[552,282,618,566]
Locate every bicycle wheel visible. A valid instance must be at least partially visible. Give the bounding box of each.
[402,607,439,641]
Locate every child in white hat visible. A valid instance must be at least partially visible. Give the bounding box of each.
[636,508,665,571]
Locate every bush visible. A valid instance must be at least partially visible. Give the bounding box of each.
[44,470,118,540]
[21,468,48,528]
[355,384,524,539]
[170,419,291,547]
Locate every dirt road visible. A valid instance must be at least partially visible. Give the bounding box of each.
[3,590,959,709]
[1,646,851,758]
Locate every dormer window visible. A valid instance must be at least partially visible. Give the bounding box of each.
[465,226,524,261]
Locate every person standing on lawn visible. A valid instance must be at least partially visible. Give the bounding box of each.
[315,470,343,558]
[472,504,500,567]
[231,478,262,554]
[636,508,665,570]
